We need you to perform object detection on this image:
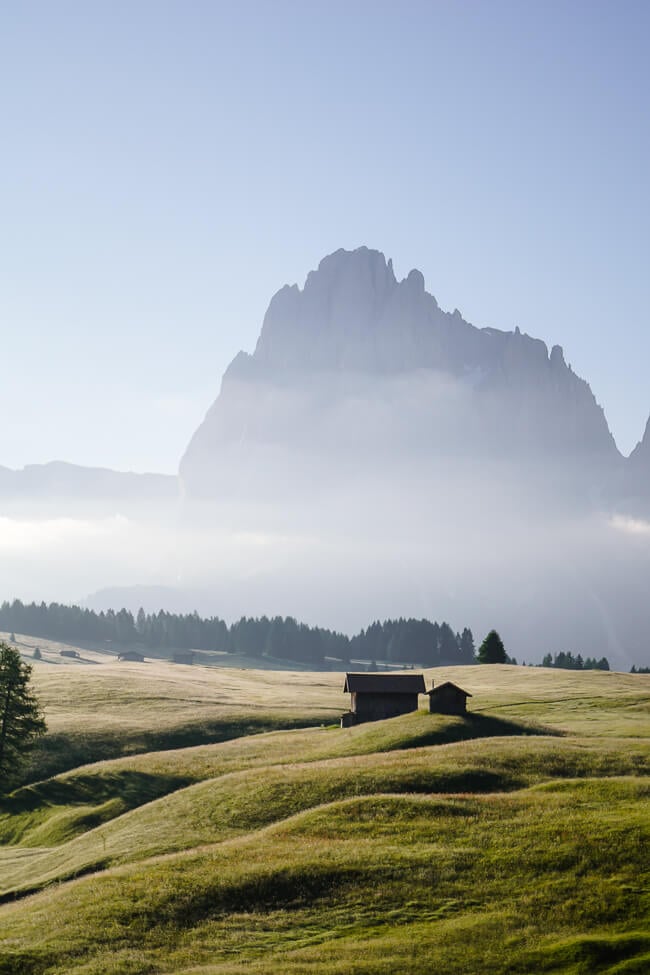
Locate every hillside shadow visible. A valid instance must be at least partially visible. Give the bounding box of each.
[507,932,650,974]
[21,713,331,787]
[464,712,562,738]
[391,711,561,752]
[0,769,190,817]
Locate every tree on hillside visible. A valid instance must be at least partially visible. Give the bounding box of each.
[459,627,476,664]
[477,630,507,664]
[136,607,147,640]
[541,651,610,672]
[438,622,459,663]
[0,642,46,793]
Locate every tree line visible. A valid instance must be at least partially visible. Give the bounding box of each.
[0,599,477,667]
[0,600,621,671]
[540,651,610,671]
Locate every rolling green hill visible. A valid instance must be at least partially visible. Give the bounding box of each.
[0,662,648,974]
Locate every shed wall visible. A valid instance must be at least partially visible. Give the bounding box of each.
[428,687,468,715]
[352,692,419,721]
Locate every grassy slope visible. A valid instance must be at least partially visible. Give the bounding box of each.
[0,664,648,974]
[25,659,650,780]
[25,660,345,781]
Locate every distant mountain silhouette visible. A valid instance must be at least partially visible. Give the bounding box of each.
[0,461,177,512]
[181,246,632,505]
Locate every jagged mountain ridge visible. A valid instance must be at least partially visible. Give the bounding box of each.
[181,246,623,498]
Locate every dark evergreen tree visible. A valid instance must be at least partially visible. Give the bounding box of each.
[265,617,288,659]
[115,609,136,645]
[459,627,476,663]
[438,622,459,663]
[477,630,507,664]
[0,642,46,793]
[136,608,147,640]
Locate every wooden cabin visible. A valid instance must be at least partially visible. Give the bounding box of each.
[426,680,471,715]
[172,651,194,665]
[341,673,426,727]
[118,650,145,662]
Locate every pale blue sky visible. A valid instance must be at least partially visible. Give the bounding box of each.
[1,0,648,472]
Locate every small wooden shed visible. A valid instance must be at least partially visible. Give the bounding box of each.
[341,672,426,727]
[118,650,145,662]
[172,651,194,665]
[427,681,471,715]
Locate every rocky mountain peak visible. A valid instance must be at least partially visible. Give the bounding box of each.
[629,414,650,467]
[244,247,586,389]
[253,247,409,372]
[180,247,622,496]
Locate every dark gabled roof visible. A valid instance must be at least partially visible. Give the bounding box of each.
[344,673,426,694]
[426,681,472,698]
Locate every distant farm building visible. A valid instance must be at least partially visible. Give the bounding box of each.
[427,681,472,715]
[341,672,426,727]
[118,650,145,662]
[172,651,194,665]
[60,649,80,659]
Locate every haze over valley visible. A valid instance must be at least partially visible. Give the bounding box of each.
[2,247,649,668]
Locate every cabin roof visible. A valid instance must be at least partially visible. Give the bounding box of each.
[426,681,472,698]
[343,673,426,694]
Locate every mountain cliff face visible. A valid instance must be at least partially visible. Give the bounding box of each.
[181,247,621,500]
[629,416,650,470]
[624,416,650,513]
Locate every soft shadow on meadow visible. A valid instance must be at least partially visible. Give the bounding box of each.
[0,663,648,974]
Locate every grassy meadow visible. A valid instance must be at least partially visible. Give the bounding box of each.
[0,655,648,974]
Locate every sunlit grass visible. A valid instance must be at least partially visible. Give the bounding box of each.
[0,779,648,973]
[21,660,650,782]
[3,732,648,899]
[0,661,648,973]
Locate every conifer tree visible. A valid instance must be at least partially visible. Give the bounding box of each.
[477,629,507,664]
[459,627,476,663]
[0,643,46,793]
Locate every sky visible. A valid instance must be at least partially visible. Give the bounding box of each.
[1,0,648,473]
